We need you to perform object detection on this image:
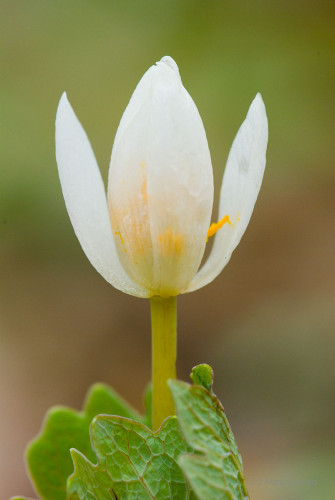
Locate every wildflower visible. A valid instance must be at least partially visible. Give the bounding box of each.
[56,56,268,298]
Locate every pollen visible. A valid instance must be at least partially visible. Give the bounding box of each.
[158,229,184,256]
[207,215,232,241]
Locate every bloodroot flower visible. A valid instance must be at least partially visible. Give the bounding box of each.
[56,56,268,298]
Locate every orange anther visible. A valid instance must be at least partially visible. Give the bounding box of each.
[207,215,232,241]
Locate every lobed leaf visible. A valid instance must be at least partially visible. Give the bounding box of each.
[169,379,249,500]
[68,415,195,500]
[26,383,147,500]
[67,449,115,500]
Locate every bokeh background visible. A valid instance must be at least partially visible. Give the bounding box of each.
[1,0,334,498]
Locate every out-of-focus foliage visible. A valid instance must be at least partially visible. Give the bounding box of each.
[1,1,334,499]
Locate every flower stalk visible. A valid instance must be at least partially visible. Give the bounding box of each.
[150,296,177,429]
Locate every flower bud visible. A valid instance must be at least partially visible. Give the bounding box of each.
[108,57,213,297]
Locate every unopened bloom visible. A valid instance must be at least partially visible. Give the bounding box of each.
[56,56,268,298]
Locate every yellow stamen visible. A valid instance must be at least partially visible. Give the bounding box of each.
[207,215,232,241]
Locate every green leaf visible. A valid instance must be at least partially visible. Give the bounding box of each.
[169,379,249,500]
[26,383,144,500]
[68,415,195,500]
[67,449,115,500]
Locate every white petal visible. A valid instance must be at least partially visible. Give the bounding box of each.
[184,93,268,293]
[55,93,149,297]
[108,57,213,296]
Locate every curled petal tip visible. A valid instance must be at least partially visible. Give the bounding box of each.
[58,91,69,107]
[56,92,72,125]
[249,93,268,144]
[251,93,267,120]
[157,56,179,74]
[254,91,263,102]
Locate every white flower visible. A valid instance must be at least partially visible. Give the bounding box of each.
[56,56,268,298]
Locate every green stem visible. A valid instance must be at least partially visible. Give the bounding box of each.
[150,296,177,430]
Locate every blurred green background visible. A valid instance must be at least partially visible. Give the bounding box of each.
[1,0,334,498]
